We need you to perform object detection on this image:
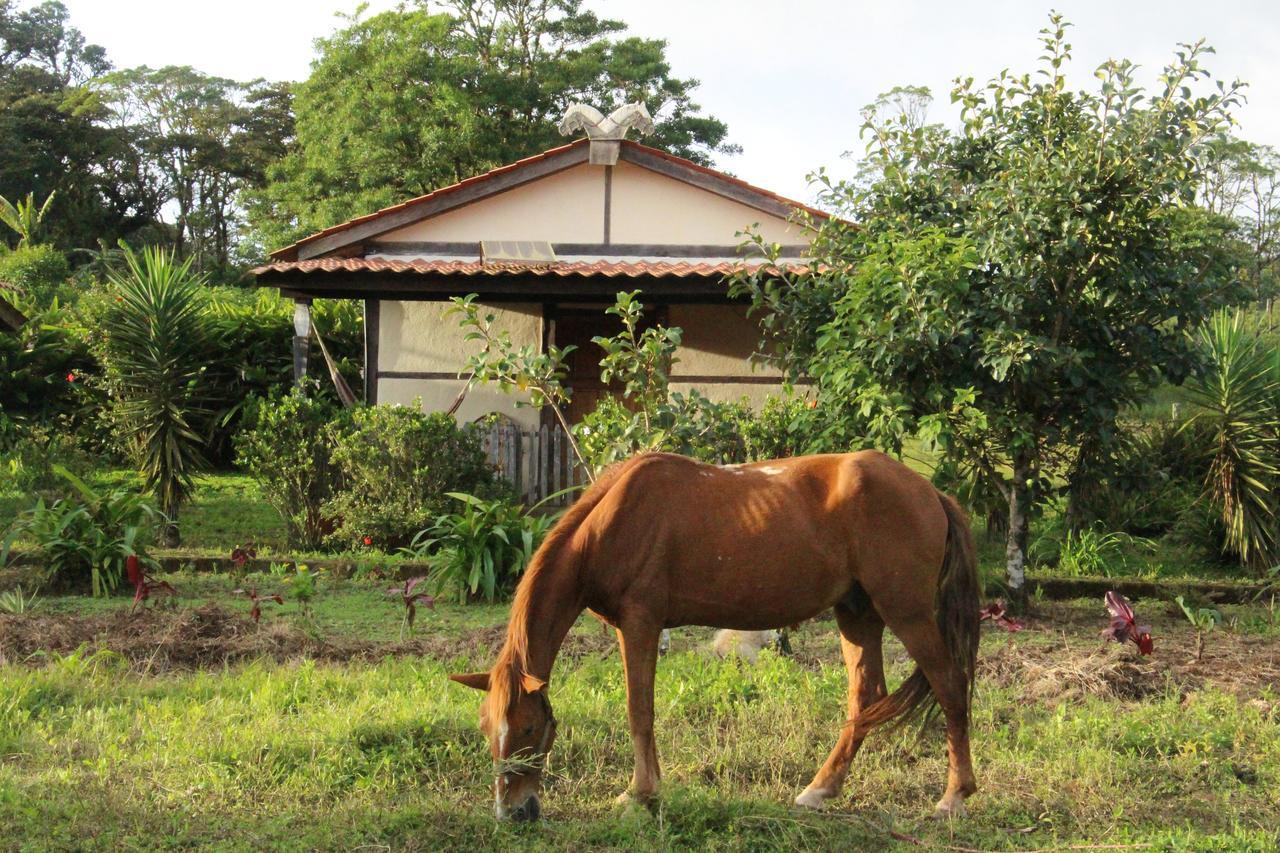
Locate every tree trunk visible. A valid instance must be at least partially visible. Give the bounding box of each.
[163,502,181,548]
[1005,451,1033,605]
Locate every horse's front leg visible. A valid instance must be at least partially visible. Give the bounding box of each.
[615,622,662,804]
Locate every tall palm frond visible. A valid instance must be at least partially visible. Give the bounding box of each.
[104,246,213,544]
[1185,309,1280,571]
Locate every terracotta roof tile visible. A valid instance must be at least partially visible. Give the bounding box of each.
[252,257,808,279]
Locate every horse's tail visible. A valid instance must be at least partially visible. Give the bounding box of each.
[852,491,980,736]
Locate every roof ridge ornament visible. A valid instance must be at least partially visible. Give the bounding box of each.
[557,102,654,165]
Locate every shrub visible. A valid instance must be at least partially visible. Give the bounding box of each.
[1,429,93,497]
[235,391,350,551]
[0,301,95,445]
[0,244,71,308]
[1,466,162,596]
[1073,418,1213,539]
[405,491,563,603]
[738,393,834,460]
[325,404,504,551]
[577,392,750,468]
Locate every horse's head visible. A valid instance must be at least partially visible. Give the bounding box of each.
[450,668,557,821]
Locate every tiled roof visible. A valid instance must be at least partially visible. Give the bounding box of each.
[252,257,807,279]
[268,138,831,261]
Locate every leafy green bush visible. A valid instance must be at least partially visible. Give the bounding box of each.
[1,429,92,497]
[325,404,504,551]
[0,301,95,446]
[235,391,351,551]
[738,393,838,460]
[1075,418,1212,538]
[0,244,71,308]
[577,392,750,468]
[405,491,563,602]
[1,466,162,596]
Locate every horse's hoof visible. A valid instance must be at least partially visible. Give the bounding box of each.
[933,796,969,819]
[794,786,832,810]
[615,791,657,811]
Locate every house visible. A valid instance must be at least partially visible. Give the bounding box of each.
[252,106,823,492]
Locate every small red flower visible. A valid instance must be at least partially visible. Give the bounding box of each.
[362,535,373,546]
[66,372,76,382]
[808,399,818,409]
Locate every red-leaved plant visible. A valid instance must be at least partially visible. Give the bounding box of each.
[126,555,177,612]
[387,576,435,637]
[234,587,283,624]
[1102,591,1153,655]
[979,599,1025,632]
[230,544,257,570]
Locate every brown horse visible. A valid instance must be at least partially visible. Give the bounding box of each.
[450,450,980,821]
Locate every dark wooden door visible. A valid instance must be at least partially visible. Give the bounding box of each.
[552,307,660,423]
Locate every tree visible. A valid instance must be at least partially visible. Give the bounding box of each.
[733,15,1247,597]
[247,1,737,251]
[100,246,214,546]
[1198,135,1280,304]
[0,1,159,252]
[101,67,290,276]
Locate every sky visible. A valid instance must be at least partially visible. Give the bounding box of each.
[57,0,1280,205]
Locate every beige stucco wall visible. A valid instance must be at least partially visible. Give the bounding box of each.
[667,304,780,378]
[373,164,606,244]
[666,304,784,408]
[368,160,810,249]
[377,300,543,429]
[608,161,811,245]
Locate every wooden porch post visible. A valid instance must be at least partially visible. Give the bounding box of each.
[363,298,380,404]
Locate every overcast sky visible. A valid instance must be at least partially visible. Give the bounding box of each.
[57,0,1280,204]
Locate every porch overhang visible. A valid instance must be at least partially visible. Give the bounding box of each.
[252,256,809,304]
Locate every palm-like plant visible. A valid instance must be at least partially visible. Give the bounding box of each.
[0,191,56,248]
[103,247,213,546]
[1185,310,1280,572]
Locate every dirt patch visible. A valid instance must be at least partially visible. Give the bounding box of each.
[980,627,1280,704]
[0,605,623,673]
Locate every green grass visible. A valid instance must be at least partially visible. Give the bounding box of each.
[41,571,513,643]
[2,593,1279,851]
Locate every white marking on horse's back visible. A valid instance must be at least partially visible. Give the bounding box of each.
[758,466,784,476]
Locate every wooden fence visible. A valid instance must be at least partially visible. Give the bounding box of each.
[479,416,588,505]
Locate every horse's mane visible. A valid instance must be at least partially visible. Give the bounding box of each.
[487,458,636,714]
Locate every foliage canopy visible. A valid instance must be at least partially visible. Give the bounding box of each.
[734,15,1248,591]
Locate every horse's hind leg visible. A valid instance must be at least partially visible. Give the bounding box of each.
[795,605,886,809]
[884,614,977,818]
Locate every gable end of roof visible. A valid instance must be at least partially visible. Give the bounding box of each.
[273,139,830,263]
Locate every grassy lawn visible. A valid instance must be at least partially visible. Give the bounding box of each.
[2,581,1278,851]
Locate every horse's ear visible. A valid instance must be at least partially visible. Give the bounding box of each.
[449,671,490,691]
[521,673,547,693]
